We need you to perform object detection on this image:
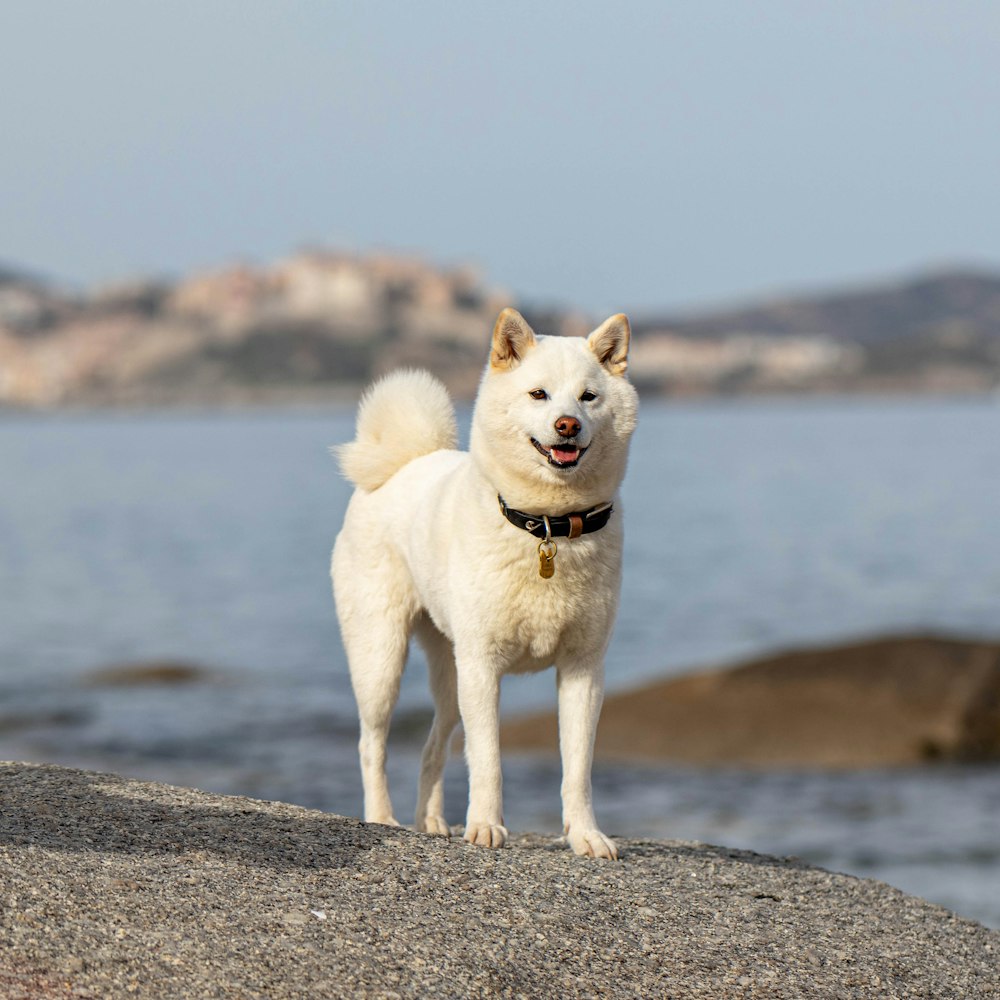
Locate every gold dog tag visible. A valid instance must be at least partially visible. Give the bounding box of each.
[537,539,557,579]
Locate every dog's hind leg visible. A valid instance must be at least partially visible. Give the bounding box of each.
[413,615,459,836]
[334,544,416,828]
[346,626,409,827]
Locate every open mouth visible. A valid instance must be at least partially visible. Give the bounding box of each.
[531,437,588,469]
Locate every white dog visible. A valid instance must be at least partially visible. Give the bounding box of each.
[331,308,638,858]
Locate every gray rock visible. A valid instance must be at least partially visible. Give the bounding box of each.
[1,762,997,998]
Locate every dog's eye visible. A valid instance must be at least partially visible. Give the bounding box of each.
[580,390,598,402]
[528,389,548,400]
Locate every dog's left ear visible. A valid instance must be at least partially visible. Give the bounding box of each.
[491,308,538,371]
[588,314,631,376]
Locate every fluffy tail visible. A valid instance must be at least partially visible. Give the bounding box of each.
[334,370,458,492]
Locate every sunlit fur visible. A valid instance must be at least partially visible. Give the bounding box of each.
[332,308,638,858]
[335,369,458,493]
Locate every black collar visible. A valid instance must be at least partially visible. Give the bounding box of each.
[497,494,614,540]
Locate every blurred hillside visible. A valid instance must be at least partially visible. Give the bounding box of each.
[1,252,999,406]
[632,270,1000,397]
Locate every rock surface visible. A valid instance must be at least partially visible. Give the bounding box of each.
[1,763,997,998]
[503,634,1000,768]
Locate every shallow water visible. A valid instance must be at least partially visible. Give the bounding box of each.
[1,398,999,926]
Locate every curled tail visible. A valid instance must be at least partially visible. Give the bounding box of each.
[334,369,458,492]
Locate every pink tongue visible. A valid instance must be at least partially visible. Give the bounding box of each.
[551,447,578,463]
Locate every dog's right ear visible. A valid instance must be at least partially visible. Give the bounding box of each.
[490,308,537,371]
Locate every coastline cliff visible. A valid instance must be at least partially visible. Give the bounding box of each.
[2,254,999,406]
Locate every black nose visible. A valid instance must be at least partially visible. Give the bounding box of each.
[554,415,581,438]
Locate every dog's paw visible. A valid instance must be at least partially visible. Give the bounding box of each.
[567,828,619,860]
[463,821,508,849]
[366,814,401,828]
[417,814,451,837]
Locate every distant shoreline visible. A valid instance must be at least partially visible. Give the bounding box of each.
[1,383,999,415]
[3,254,999,406]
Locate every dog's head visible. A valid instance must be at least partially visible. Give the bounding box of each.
[471,308,639,512]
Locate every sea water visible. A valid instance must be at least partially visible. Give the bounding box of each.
[1,397,998,926]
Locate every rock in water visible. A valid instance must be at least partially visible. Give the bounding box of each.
[503,634,1000,767]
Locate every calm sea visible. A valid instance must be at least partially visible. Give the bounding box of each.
[1,397,998,927]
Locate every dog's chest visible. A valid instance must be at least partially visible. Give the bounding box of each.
[512,599,580,668]
[481,536,618,670]
[403,472,622,669]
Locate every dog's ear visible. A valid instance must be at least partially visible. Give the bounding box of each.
[588,314,631,375]
[490,308,538,371]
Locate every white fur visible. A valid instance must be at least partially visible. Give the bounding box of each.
[334,369,458,492]
[331,309,638,858]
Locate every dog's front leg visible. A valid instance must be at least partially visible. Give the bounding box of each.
[457,661,508,848]
[556,659,618,859]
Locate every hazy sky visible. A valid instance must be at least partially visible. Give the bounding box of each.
[3,1,999,314]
